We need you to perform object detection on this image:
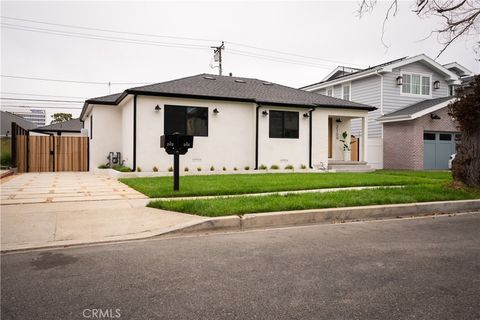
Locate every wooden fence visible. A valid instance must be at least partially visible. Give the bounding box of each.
[13,125,88,173]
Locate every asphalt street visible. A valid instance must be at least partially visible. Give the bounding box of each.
[2,213,480,320]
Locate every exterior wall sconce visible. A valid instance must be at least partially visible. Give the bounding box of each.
[336,118,342,123]
[262,110,269,116]
[213,108,219,114]
[396,76,403,86]
[433,81,440,89]
[303,113,309,118]
[430,113,441,120]
[154,105,162,111]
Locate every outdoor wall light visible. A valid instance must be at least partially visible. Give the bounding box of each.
[396,76,403,86]
[336,119,342,123]
[262,110,269,116]
[303,113,309,118]
[430,113,441,120]
[213,108,220,114]
[154,105,162,111]
[433,81,440,89]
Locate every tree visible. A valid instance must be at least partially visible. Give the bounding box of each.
[358,0,480,58]
[51,113,73,124]
[448,75,480,187]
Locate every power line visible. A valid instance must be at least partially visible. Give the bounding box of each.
[0,92,88,99]
[0,74,151,85]
[0,98,84,103]
[1,16,221,43]
[1,15,363,68]
[1,23,211,51]
[1,105,83,109]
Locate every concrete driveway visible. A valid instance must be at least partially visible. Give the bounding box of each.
[1,172,147,205]
[0,172,204,251]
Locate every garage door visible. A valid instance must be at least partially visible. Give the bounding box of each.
[423,132,457,170]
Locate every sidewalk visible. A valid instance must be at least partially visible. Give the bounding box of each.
[1,199,206,251]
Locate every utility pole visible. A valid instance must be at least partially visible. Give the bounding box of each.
[211,41,225,76]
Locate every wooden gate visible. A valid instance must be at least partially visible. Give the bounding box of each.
[12,123,89,173]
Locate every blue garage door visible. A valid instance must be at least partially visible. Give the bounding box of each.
[423,132,457,170]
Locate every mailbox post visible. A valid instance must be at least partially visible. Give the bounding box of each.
[160,132,193,191]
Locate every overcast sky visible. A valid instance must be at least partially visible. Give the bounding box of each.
[1,0,478,121]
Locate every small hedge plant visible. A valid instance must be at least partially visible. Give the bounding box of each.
[111,165,132,172]
[259,164,267,170]
[270,164,279,170]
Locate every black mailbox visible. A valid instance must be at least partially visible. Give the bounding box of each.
[161,133,193,155]
[160,132,194,191]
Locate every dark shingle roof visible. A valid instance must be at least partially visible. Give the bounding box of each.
[82,74,376,118]
[34,118,83,132]
[379,96,455,120]
[125,74,375,110]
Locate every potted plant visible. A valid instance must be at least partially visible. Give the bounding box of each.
[339,131,351,161]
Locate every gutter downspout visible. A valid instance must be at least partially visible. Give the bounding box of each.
[255,104,261,170]
[309,108,316,169]
[132,95,137,172]
[375,70,384,139]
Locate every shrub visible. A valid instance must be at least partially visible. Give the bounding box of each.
[197,167,202,172]
[259,164,267,170]
[244,166,250,170]
[233,167,238,171]
[168,166,173,172]
[98,164,109,169]
[153,166,158,172]
[210,166,215,171]
[300,164,307,169]
[270,164,279,170]
[184,167,189,172]
[136,166,142,172]
[285,164,294,170]
[111,165,132,172]
[222,166,226,171]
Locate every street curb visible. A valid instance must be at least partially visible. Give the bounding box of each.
[168,199,480,234]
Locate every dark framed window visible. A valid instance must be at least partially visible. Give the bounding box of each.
[269,110,299,139]
[423,132,436,140]
[164,105,208,136]
[439,133,452,141]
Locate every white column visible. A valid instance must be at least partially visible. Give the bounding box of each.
[362,116,368,162]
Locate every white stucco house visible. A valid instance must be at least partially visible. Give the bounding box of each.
[301,54,472,169]
[80,74,376,172]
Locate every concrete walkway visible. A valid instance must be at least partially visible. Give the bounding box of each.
[1,173,205,251]
[1,172,147,205]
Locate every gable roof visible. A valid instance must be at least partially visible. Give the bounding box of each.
[33,118,83,132]
[377,96,455,123]
[443,62,473,77]
[301,54,462,90]
[81,74,376,119]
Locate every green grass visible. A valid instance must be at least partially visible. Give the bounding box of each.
[120,170,453,198]
[147,185,480,217]
[112,165,132,172]
[0,138,12,167]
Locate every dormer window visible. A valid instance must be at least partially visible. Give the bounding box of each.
[401,72,431,96]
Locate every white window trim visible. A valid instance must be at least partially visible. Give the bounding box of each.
[326,86,334,97]
[341,82,351,101]
[400,71,433,98]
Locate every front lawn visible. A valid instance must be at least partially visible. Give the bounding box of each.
[120,170,452,198]
[148,185,480,217]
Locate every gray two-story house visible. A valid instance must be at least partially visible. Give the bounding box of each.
[301,54,473,170]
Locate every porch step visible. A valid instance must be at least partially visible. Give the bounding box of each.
[327,161,374,172]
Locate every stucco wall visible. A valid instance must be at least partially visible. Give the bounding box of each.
[87,94,369,171]
[383,107,458,170]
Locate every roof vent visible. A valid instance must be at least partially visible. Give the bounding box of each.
[234,79,246,83]
[203,76,216,80]
[262,82,273,85]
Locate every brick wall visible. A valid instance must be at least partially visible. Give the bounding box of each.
[383,107,458,170]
